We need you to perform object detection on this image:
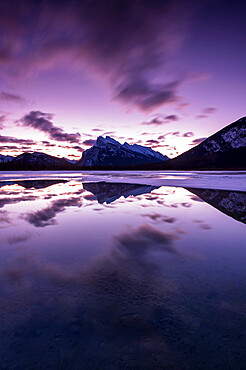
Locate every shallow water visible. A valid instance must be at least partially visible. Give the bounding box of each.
[0,174,245,369]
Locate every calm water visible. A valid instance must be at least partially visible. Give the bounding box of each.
[0,175,245,369]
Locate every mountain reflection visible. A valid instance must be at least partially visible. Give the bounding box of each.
[0,179,245,225]
[0,179,67,190]
[187,188,246,224]
[83,182,159,203]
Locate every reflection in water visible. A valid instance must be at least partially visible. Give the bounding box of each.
[0,178,245,368]
[0,179,67,189]
[23,197,83,227]
[83,182,159,203]
[187,188,246,224]
[114,223,179,255]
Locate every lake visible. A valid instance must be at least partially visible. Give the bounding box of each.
[0,171,245,369]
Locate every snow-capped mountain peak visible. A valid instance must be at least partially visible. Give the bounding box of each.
[79,136,168,168]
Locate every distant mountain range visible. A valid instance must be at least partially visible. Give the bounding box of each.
[2,152,71,171]
[0,154,14,163]
[0,117,245,170]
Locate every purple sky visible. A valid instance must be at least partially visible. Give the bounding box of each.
[0,0,245,159]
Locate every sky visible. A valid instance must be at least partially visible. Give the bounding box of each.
[0,0,245,160]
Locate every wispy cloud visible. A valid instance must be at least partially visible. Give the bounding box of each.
[21,111,81,144]
[142,114,179,125]
[190,137,207,145]
[0,0,194,112]
[0,91,25,105]
[82,139,96,146]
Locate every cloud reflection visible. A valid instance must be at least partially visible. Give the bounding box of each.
[23,197,83,227]
[114,223,179,255]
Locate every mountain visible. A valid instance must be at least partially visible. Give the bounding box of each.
[0,154,14,163]
[164,117,246,170]
[0,179,67,189]
[83,182,159,203]
[1,152,71,171]
[187,188,246,224]
[78,136,168,169]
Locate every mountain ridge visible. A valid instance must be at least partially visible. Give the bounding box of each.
[162,117,246,170]
[0,117,245,170]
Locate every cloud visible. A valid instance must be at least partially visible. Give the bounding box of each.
[203,107,216,114]
[190,137,207,145]
[142,114,179,125]
[183,132,194,137]
[158,131,180,140]
[196,114,207,119]
[6,234,30,245]
[116,79,182,112]
[196,107,217,119]
[146,139,159,145]
[82,139,96,146]
[0,210,11,226]
[23,197,83,227]
[0,195,37,209]
[21,111,81,144]
[0,134,35,145]
[0,115,7,129]
[0,91,25,105]
[142,213,177,223]
[114,224,178,255]
[0,0,194,112]
[73,145,84,152]
[165,114,179,121]
[189,195,204,202]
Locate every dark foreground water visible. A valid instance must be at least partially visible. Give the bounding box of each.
[0,177,245,369]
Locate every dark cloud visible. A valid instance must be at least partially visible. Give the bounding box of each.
[183,132,194,137]
[158,131,180,140]
[165,114,179,121]
[146,139,159,144]
[114,224,178,255]
[73,145,84,152]
[142,213,177,223]
[196,107,217,119]
[0,145,19,150]
[6,234,30,245]
[82,139,96,146]
[41,140,56,147]
[116,79,182,112]
[142,114,179,125]
[0,134,35,145]
[190,137,207,145]
[21,111,81,144]
[0,0,194,112]
[203,107,216,114]
[189,195,204,202]
[196,114,207,119]
[0,91,25,105]
[0,195,37,209]
[23,197,83,227]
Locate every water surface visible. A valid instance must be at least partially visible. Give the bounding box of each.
[0,174,245,369]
